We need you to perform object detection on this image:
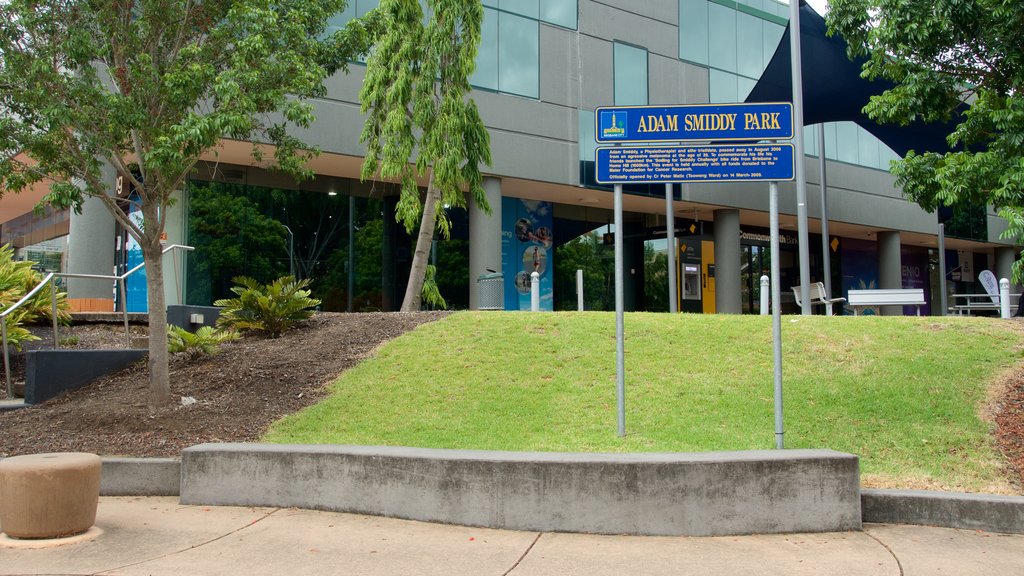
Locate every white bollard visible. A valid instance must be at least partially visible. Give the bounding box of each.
[760,275,770,315]
[1000,278,1011,319]
[576,269,584,312]
[531,271,540,312]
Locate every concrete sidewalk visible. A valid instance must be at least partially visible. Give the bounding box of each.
[3,497,1024,576]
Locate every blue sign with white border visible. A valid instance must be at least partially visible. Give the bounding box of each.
[595,103,793,143]
[596,143,795,184]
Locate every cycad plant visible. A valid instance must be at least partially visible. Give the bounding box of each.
[167,325,240,360]
[214,276,321,338]
[0,244,71,350]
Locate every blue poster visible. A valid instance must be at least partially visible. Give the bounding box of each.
[501,198,554,311]
[125,193,148,313]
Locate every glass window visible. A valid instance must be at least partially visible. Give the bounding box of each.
[482,0,497,6]
[327,2,356,33]
[737,76,756,102]
[579,109,597,161]
[472,7,499,90]
[500,0,538,19]
[858,126,881,169]
[804,124,819,157]
[679,0,709,65]
[836,121,860,164]
[880,144,901,168]
[498,12,539,98]
[540,0,577,29]
[708,3,737,72]
[614,42,648,106]
[824,122,838,160]
[762,21,784,71]
[736,12,763,78]
[709,69,738,103]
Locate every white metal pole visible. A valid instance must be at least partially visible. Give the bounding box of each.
[666,183,677,313]
[790,0,811,315]
[531,271,540,312]
[818,123,831,298]
[760,275,770,315]
[938,223,948,315]
[1000,278,1011,319]
[576,269,584,311]
[770,182,784,449]
[614,183,626,437]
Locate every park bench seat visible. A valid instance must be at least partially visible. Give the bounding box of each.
[847,288,926,316]
[791,282,845,316]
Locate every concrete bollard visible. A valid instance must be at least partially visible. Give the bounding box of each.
[0,453,102,539]
[531,271,540,312]
[760,275,770,315]
[1000,278,1011,319]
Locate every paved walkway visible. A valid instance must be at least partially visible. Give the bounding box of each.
[3,497,1024,575]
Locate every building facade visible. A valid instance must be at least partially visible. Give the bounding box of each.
[0,0,1018,315]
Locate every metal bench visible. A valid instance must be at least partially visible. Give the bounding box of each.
[791,282,846,316]
[948,293,1021,316]
[847,288,926,316]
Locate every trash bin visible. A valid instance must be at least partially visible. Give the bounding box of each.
[476,272,504,310]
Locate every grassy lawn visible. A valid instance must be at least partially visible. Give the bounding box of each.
[264,312,1024,493]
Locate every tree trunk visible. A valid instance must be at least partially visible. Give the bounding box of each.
[401,179,440,312]
[142,238,171,409]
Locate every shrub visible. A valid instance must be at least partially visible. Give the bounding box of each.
[214,276,321,338]
[0,244,71,350]
[167,325,240,360]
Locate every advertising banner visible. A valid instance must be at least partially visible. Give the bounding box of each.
[501,197,554,311]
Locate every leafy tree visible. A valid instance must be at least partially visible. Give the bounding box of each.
[0,1,377,407]
[827,0,1024,280]
[359,0,491,311]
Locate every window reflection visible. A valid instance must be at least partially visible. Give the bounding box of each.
[614,43,648,106]
[498,11,539,97]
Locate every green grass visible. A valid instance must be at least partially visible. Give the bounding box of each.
[264,312,1024,493]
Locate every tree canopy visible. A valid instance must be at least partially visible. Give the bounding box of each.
[827,0,1024,279]
[359,0,491,311]
[0,0,377,406]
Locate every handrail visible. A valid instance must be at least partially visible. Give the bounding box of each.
[1,244,194,399]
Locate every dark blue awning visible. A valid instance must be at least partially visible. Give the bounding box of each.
[745,1,962,157]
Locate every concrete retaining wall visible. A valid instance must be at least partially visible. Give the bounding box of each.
[24,349,147,404]
[862,489,1024,534]
[167,305,221,331]
[101,458,180,496]
[180,444,861,537]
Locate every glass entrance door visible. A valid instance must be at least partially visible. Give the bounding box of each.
[741,245,768,314]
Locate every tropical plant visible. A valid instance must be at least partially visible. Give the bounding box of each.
[214,276,321,339]
[359,0,491,311]
[0,244,71,350]
[421,265,447,310]
[167,325,240,360]
[0,0,381,407]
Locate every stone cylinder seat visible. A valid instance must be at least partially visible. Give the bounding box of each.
[0,452,102,539]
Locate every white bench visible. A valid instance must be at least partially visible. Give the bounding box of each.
[791,282,846,316]
[847,288,926,316]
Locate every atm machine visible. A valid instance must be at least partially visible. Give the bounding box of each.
[677,241,703,313]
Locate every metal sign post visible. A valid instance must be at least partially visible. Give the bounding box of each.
[614,183,626,437]
[770,181,784,449]
[594,102,797,440]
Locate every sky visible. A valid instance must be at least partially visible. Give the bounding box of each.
[803,0,829,16]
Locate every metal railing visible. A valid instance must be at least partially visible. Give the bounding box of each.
[1,244,194,397]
